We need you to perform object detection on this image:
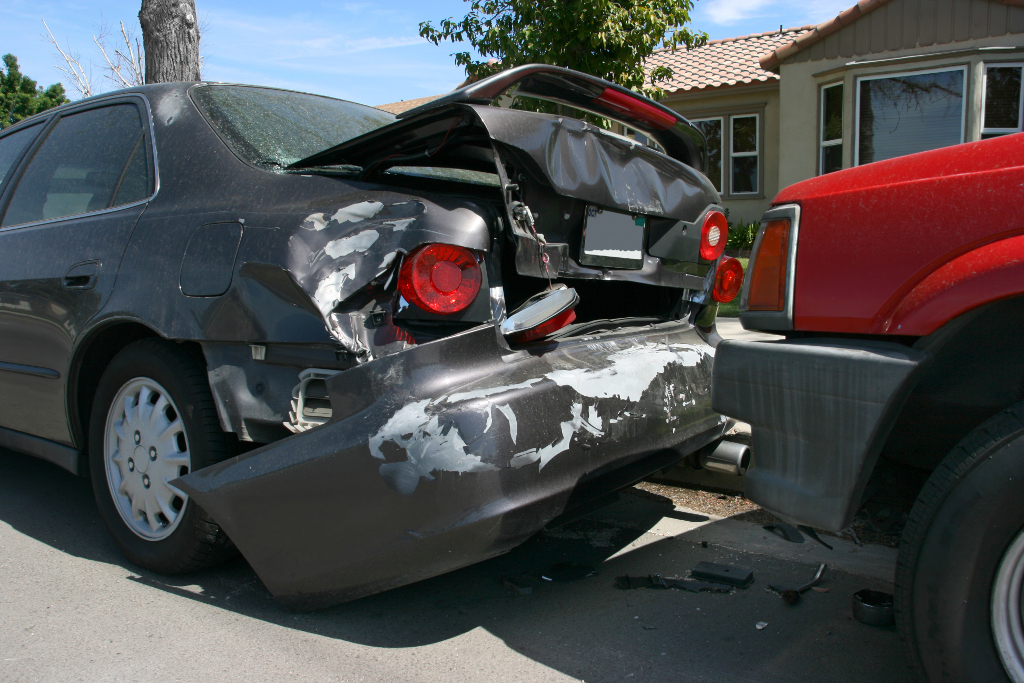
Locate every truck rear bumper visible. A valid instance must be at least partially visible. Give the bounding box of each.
[177,322,725,609]
[711,338,925,531]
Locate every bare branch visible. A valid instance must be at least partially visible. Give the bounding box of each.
[42,19,92,98]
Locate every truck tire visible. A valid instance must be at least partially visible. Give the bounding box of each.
[88,338,236,574]
[895,401,1024,683]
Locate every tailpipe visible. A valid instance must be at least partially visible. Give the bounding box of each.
[699,440,750,476]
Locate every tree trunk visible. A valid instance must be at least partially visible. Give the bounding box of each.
[139,0,201,84]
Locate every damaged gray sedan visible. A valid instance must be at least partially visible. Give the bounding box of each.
[0,65,742,609]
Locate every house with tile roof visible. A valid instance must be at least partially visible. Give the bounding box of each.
[647,26,815,221]
[380,0,1024,223]
[650,0,1024,222]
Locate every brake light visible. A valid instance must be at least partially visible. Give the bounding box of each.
[746,219,791,311]
[712,257,744,303]
[510,308,576,344]
[700,211,729,261]
[398,244,482,314]
[594,88,677,130]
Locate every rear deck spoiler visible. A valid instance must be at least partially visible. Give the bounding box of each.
[396,65,706,172]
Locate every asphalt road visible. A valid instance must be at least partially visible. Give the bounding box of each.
[0,446,913,683]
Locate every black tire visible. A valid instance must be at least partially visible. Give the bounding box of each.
[895,401,1024,682]
[89,338,236,574]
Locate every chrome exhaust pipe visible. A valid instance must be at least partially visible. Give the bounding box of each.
[699,440,750,476]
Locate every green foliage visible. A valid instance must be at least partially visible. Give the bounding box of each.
[1,54,68,129]
[420,0,707,99]
[726,218,759,253]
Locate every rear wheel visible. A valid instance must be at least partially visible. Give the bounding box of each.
[89,339,235,573]
[895,402,1024,682]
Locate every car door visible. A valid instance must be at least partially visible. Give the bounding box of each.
[0,97,155,445]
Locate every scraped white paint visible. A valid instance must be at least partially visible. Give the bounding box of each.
[369,399,499,495]
[510,402,603,470]
[495,404,517,444]
[545,343,705,402]
[323,230,380,258]
[330,201,384,224]
[384,218,415,231]
[585,249,642,259]
[313,264,357,316]
[445,379,542,404]
[378,251,398,270]
[301,213,329,231]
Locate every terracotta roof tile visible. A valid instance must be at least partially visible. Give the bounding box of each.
[648,26,815,93]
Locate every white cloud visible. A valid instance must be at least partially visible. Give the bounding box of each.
[703,0,775,25]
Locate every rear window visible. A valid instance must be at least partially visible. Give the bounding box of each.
[190,85,395,169]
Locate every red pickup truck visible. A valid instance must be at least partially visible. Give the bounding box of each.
[711,132,1024,683]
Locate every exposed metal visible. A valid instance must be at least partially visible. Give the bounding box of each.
[104,377,192,540]
[993,527,1024,683]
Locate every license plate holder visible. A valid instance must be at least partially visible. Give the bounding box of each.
[580,207,645,270]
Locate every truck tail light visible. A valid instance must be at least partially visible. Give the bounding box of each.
[712,257,744,303]
[700,211,729,261]
[746,219,791,311]
[398,244,482,314]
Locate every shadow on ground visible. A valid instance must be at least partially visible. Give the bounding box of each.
[0,448,910,682]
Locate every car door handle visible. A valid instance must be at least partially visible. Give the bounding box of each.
[63,261,100,290]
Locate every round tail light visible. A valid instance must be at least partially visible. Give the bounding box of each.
[399,244,482,314]
[712,257,744,303]
[700,211,729,261]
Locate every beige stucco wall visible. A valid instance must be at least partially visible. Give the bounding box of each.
[662,84,781,224]
[778,32,1024,190]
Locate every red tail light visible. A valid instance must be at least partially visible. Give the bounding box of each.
[399,244,482,314]
[700,211,729,261]
[594,88,677,130]
[712,257,744,303]
[509,308,576,344]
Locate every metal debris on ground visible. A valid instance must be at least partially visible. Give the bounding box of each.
[798,525,834,550]
[756,621,768,630]
[689,561,755,588]
[852,589,895,627]
[768,563,828,605]
[763,522,805,543]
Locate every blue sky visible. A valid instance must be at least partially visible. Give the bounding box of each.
[3,0,853,106]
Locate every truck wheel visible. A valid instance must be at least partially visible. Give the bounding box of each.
[88,339,235,574]
[895,402,1024,682]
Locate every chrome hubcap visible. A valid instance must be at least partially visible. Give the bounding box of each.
[104,378,191,541]
[993,528,1024,683]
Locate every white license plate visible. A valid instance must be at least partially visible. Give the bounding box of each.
[580,207,645,270]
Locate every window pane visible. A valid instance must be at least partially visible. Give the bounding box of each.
[691,119,722,192]
[984,66,1022,130]
[823,84,843,142]
[732,116,757,153]
[191,85,394,169]
[857,70,964,165]
[821,144,843,174]
[0,124,41,187]
[112,134,152,206]
[2,104,146,226]
[732,155,758,193]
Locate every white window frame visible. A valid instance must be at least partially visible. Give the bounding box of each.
[981,62,1024,136]
[729,113,759,196]
[854,65,967,167]
[690,116,723,192]
[819,82,843,175]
